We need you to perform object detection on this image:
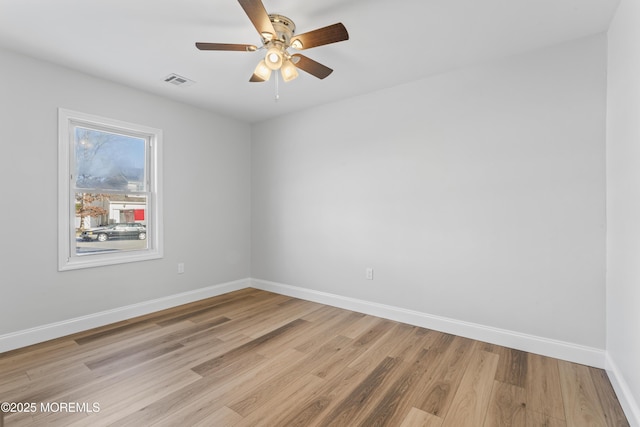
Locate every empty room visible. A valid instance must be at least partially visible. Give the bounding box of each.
[0,0,638,426]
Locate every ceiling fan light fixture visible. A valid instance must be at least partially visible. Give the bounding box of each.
[253,59,272,81]
[195,2,349,84]
[265,47,283,70]
[280,59,299,82]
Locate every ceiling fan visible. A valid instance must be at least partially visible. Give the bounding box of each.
[196,0,349,83]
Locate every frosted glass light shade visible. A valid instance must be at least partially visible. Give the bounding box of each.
[280,60,299,82]
[253,60,272,81]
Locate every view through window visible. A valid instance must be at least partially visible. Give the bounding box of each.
[74,127,148,254]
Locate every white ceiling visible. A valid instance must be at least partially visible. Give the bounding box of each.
[0,0,620,123]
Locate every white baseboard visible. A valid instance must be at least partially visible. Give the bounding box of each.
[0,278,250,354]
[250,278,606,368]
[606,353,640,427]
[0,277,607,370]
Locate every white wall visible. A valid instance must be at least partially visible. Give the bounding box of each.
[0,28,613,379]
[606,0,640,423]
[0,48,251,337]
[252,35,607,349]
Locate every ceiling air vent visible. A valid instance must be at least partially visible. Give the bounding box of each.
[164,73,195,87]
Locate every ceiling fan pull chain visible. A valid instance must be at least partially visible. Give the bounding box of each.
[274,71,280,102]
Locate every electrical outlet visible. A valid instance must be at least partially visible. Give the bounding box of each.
[178,262,185,274]
[365,268,374,280]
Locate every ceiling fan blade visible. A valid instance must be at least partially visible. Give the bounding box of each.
[291,54,333,79]
[237,0,276,40]
[290,23,349,50]
[196,42,257,52]
[249,73,266,82]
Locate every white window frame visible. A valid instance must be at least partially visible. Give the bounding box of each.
[58,109,163,271]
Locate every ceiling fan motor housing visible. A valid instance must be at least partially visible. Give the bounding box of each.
[268,14,295,46]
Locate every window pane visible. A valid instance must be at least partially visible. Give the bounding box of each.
[75,127,146,191]
[75,192,148,255]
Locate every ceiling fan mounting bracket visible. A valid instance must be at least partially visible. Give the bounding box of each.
[267,14,296,46]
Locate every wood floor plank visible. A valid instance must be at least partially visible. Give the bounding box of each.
[80,320,191,364]
[273,310,354,356]
[357,348,436,426]
[249,359,382,426]
[74,319,161,345]
[493,346,528,388]
[414,335,476,418]
[191,406,243,427]
[208,294,299,340]
[0,339,81,376]
[294,310,364,353]
[588,366,630,427]
[154,297,252,327]
[526,353,566,421]
[17,320,189,386]
[246,299,325,339]
[88,342,185,377]
[235,373,328,427]
[400,407,444,427]
[191,318,308,376]
[3,413,36,427]
[388,327,438,359]
[0,289,629,427]
[440,349,499,427]
[6,366,98,405]
[253,312,339,358]
[347,341,446,427]
[311,317,396,380]
[112,355,273,426]
[526,410,567,427]
[26,356,94,385]
[340,314,383,339]
[182,291,287,325]
[228,335,352,417]
[0,371,30,395]
[49,342,214,425]
[558,360,609,426]
[348,322,417,372]
[151,349,308,426]
[316,356,401,426]
[35,368,202,426]
[483,380,527,427]
[369,332,458,426]
[301,304,348,322]
[134,288,259,325]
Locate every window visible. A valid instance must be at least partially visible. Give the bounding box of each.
[58,109,163,270]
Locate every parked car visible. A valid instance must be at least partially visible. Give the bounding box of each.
[80,223,146,242]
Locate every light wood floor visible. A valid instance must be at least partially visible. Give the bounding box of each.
[0,288,629,426]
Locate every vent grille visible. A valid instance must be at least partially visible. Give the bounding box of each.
[164,73,195,87]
